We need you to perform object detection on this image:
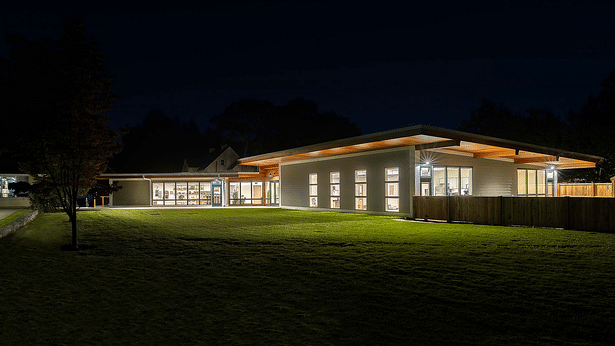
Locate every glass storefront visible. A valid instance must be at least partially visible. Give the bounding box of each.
[153,181,213,205]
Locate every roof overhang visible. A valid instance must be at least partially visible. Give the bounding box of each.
[98,172,259,181]
[238,125,603,170]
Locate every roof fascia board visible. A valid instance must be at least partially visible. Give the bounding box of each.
[239,125,425,164]
[415,139,460,151]
[418,126,604,164]
[237,124,603,166]
[280,146,411,167]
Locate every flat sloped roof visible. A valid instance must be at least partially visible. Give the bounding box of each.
[238,125,603,169]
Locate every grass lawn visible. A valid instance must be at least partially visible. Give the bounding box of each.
[1,208,614,345]
[0,208,30,228]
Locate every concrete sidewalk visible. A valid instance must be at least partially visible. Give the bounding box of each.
[0,209,21,220]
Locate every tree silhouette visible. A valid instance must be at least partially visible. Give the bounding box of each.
[1,18,120,249]
[212,98,361,157]
[110,109,221,173]
[568,70,615,181]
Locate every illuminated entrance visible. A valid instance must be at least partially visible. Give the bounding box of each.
[267,180,280,206]
[212,180,222,206]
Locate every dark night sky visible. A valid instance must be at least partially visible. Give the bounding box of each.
[2,0,614,134]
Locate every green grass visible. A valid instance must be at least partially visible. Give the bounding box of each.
[0,208,30,228]
[1,208,614,345]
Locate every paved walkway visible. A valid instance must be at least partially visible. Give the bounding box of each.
[0,209,21,220]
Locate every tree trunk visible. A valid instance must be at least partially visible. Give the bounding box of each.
[70,207,79,250]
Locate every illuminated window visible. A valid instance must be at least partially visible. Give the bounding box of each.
[200,182,211,205]
[355,170,367,210]
[230,181,263,205]
[309,173,318,207]
[188,182,199,205]
[153,183,164,205]
[176,182,188,205]
[330,171,340,209]
[0,175,28,198]
[518,169,552,196]
[164,182,176,205]
[154,181,213,205]
[460,168,472,195]
[385,167,399,212]
[427,166,472,196]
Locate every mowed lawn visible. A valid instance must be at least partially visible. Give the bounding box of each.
[1,209,614,345]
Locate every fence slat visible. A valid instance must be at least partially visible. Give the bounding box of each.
[413,196,615,232]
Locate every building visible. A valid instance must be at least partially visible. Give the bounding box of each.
[103,125,603,217]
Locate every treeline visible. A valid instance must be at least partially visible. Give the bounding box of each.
[458,70,615,182]
[109,98,361,173]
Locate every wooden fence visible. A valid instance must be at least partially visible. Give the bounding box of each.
[558,183,614,197]
[413,196,615,232]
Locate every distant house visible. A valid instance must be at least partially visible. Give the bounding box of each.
[0,154,32,208]
[102,125,603,217]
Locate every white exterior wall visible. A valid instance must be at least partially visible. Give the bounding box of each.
[280,147,415,216]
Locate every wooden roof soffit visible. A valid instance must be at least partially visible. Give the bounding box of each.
[415,139,460,151]
[472,148,517,159]
[514,155,559,164]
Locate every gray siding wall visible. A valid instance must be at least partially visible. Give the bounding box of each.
[112,180,150,206]
[280,148,414,215]
[416,150,540,196]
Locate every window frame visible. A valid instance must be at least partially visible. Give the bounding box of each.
[517,169,553,197]
[330,171,340,209]
[418,165,473,196]
[309,173,318,207]
[355,169,367,210]
[385,167,399,212]
[229,181,264,205]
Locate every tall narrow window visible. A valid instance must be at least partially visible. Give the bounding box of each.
[309,173,318,207]
[153,183,164,205]
[460,168,472,195]
[188,182,199,205]
[527,170,537,195]
[164,182,176,205]
[385,167,399,212]
[200,182,212,205]
[355,170,367,210]
[433,167,446,196]
[330,171,340,209]
[518,169,527,195]
[537,170,546,195]
[176,182,188,205]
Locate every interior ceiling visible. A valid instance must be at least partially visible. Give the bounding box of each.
[241,135,598,170]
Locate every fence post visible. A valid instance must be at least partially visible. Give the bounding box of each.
[447,195,451,223]
[564,196,571,230]
[499,196,503,226]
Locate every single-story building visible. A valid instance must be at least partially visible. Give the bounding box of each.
[102,125,603,217]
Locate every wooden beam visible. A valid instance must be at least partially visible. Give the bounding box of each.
[557,162,597,169]
[473,149,516,159]
[415,139,460,151]
[514,155,558,164]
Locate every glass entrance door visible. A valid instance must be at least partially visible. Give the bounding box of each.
[270,181,280,206]
[212,181,222,207]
